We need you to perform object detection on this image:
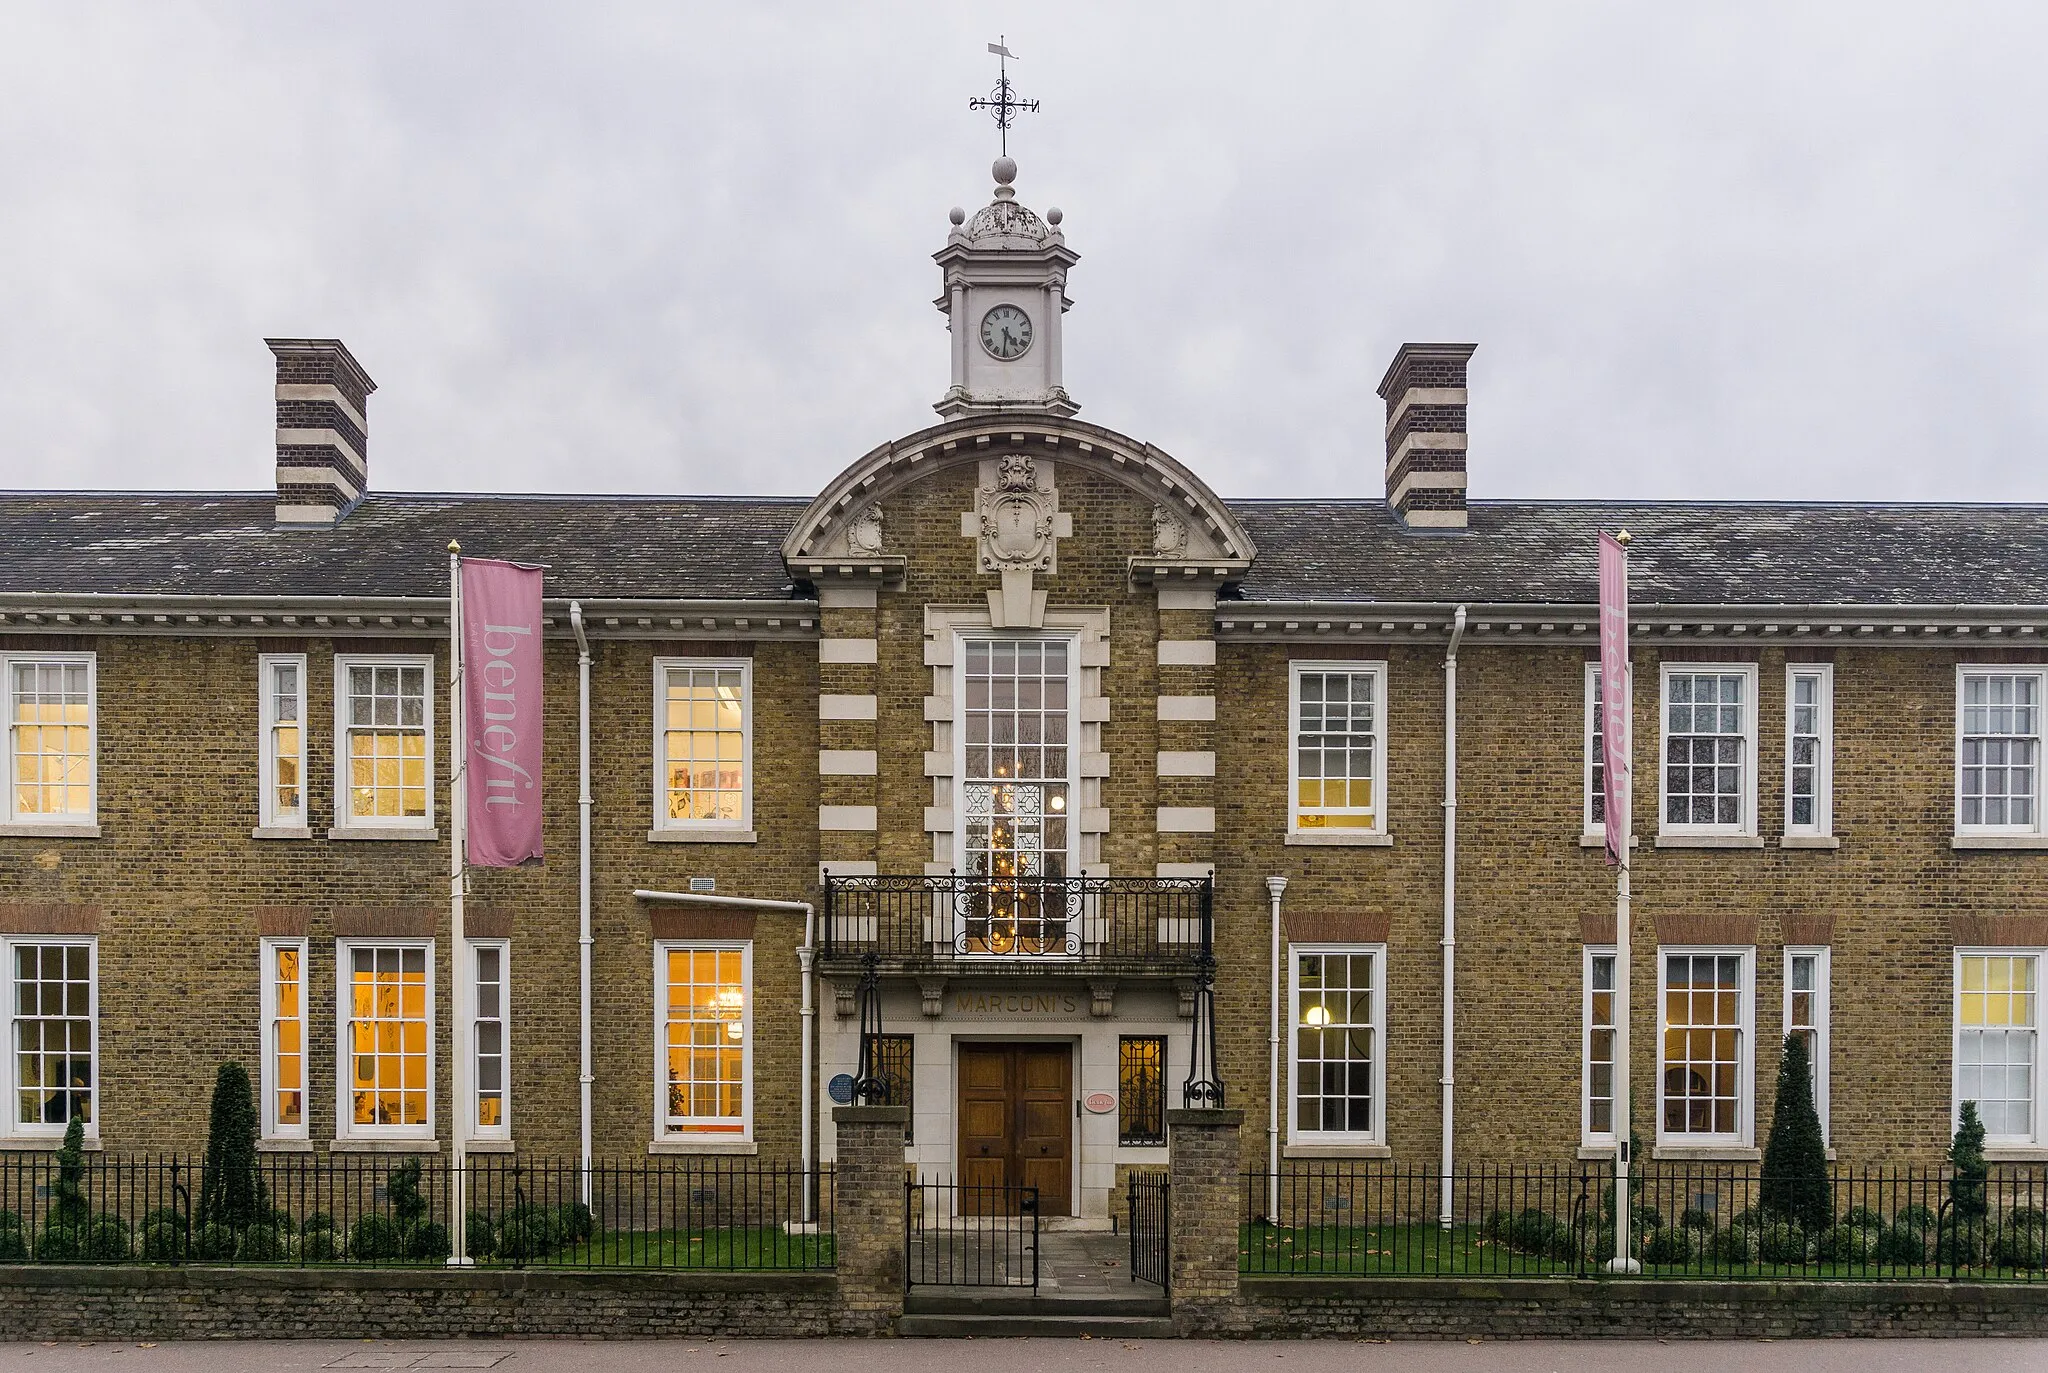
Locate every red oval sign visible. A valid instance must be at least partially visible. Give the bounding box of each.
[1084,1091,1117,1114]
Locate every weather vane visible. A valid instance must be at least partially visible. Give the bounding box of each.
[969,38,1039,157]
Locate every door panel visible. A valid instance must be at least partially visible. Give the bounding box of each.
[955,1043,1072,1216]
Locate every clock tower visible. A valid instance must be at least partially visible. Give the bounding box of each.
[934,157,1080,418]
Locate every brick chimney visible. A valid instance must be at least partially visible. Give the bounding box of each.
[1377,343,1475,529]
[267,338,376,526]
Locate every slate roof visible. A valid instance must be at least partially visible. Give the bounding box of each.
[1226,500,2048,607]
[0,493,806,601]
[4,490,2047,608]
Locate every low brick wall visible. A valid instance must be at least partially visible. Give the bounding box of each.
[1239,1276,2048,1340]
[0,1265,859,1341]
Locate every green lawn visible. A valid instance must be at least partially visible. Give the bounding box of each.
[541,1225,834,1271]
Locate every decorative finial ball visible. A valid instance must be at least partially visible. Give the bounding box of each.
[948,206,966,226]
[1046,207,1063,226]
[992,156,1017,186]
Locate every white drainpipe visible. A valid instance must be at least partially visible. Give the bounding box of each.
[1440,605,1467,1228]
[570,602,594,1208]
[632,887,817,1221]
[1265,875,1287,1222]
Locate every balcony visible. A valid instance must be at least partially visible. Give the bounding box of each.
[819,874,1212,978]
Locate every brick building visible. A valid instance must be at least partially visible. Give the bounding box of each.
[5,157,2048,1220]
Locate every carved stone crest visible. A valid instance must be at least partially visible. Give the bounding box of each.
[846,505,885,557]
[1152,504,1189,558]
[975,455,1062,574]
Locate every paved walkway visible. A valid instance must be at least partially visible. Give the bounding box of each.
[3,1338,2047,1372]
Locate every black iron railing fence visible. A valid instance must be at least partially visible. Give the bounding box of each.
[905,1178,1039,1289]
[822,874,1211,969]
[1128,1170,1169,1291]
[1244,1162,2048,1280]
[0,1155,831,1270]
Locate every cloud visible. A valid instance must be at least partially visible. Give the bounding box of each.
[3,1,2045,504]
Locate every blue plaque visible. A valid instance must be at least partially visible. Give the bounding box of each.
[828,1073,856,1104]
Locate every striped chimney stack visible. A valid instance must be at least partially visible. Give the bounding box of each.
[1377,343,1475,530]
[268,338,376,526]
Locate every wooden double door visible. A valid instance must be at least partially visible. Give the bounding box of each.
[958,1043,1072,1216]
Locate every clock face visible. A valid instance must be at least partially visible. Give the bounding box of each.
[979,304,1034,360]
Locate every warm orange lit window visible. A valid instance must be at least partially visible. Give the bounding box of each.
[262,938,308,1139]
[338,658,431,825]
[259,655,307,829]
[472,942,508,1137]
[1290,664,1384,834]
[345,943,431,1133]
[660,944,749,1137]
[5,656,94,823]
[656,661,750,830]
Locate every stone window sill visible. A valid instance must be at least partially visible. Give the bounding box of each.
[328,1137,441,1154]
[252,825,314,841]
[327,826,439,842]
[464,1139,517,1154]
[1284,832,1393,848]
[1779,834,1841,849]
[257,1138,313,1153]
[1952,834,2048,850]
[1987,1147,2048,1162]
[647,829,758,844]
[1651,1145,1760,1162]
[649,1138,758,1156]
[1578,1144,1620,1161]
[1579,833,1640,849]
[0,822,100,839]
[1653,834,1764,849]
[0,1136,103,1152]
[1283,1143,1391,1159]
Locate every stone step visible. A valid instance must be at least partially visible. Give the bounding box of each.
[906,1292,1169,1317]
[897,1313,1178,1339]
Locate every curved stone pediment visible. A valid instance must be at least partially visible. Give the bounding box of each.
[781,414,1257,583]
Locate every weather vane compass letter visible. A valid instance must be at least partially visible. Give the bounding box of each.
[969,38,1039,156]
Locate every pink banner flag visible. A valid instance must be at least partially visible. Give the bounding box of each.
[1598,532,1630,866]
[461,558,545,867]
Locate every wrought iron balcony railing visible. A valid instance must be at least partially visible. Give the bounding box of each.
[820,874,1212,972]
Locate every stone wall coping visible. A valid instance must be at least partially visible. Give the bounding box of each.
[833,1105,910,1125]
[1166,1108,1244,1127]
[0,1263,835,1297]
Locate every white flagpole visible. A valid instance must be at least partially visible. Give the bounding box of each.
[447,541,471,1266]
[1610,530,1639,1274]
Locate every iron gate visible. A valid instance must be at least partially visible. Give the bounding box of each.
[905,1178,1040,1289]
[1128,1170,1169,1292]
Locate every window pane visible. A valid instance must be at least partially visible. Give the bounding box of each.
[1661,953,1743,1138]
[663,946,748,1133]
[663,666,750,828]
[1294,950,1376,1137]
[1119,1036,1165,1145]
[12,942,93,1127]
[347,944,430,1127]
[9,661,93,818]
[1295,671,1380,831]
[1662,672,1747,829]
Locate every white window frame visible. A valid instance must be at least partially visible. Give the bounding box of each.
[333,938,436,1143]
[258,653,309,832]
[1582,945,1618,1148]
[2,936,99,1141]
[1784,946,1830,1144]
[650,658,754,836]
[1285,942,1387,1147]
[952,631,1081,881]
[654,939,754,1143]
[1955,666,2046,838]
[1654,945,1755,1149]
[1,651,98,828]
[1657,662,1760,838]
[1287,661,1389,839]
[331,654,435,831]
[259,936,310,1142]
[1952,947,2043,1147]
[1783,664,1834,839]
[468,938,511,1142]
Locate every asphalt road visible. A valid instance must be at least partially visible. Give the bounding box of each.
[3,1340,2048,1373]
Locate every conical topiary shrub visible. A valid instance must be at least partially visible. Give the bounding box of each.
[196,1063,268,1233]
[1760,1033,1830,1232]
[1951,1100,1990,1223]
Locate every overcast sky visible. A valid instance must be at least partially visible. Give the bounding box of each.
[4,3,2046,505]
